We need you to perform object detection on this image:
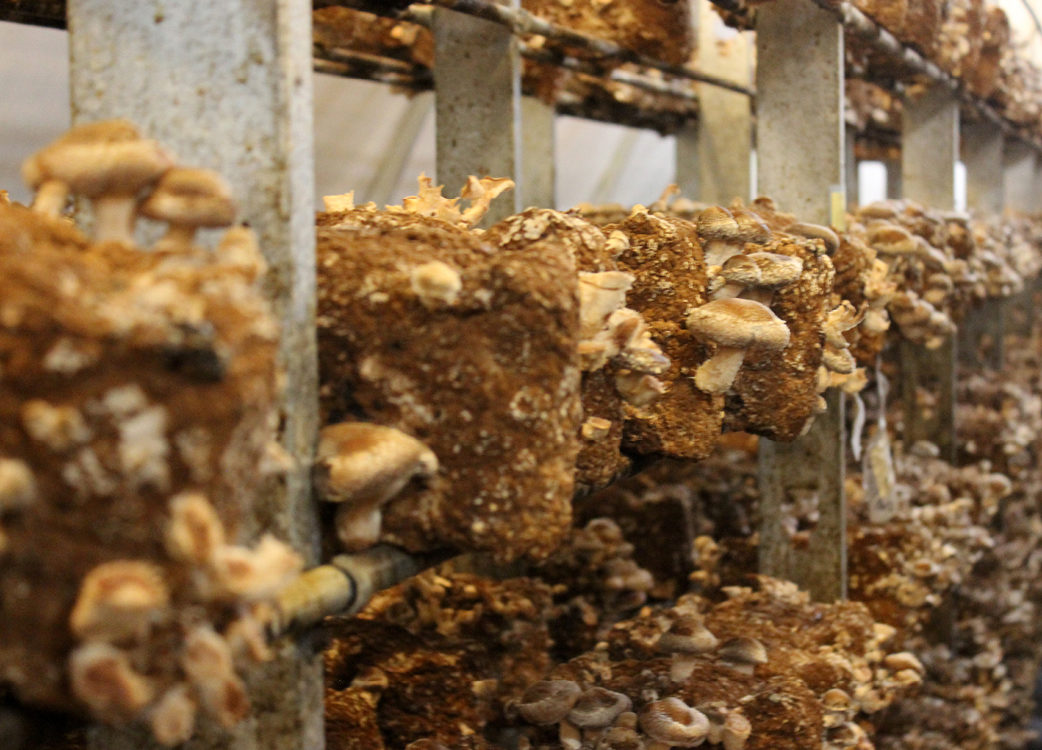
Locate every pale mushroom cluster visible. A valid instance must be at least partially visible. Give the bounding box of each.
[0,121,295,743]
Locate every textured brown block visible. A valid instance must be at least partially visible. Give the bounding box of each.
[606,208,721,460]
[317,210,581,562]
[0,205,281,711]
[724,236,835,441]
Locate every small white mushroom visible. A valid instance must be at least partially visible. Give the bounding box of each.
[150,683,197,747]
[0,458,36,512]
[69,560,170,642]
[656,615,718,682]
[164,492,226,565]
[410,261,462,308]
[68,642,154,722]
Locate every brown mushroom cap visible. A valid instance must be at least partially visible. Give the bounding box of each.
[867,224,917,255]
[718,254,762,287]
[568,687,633,729]
[639,697,710,746]
[517,680,582,725]
[745,252,803,288]
[657,616,719,655]
[785,222,839,254]
[718,636,768,666]
[23,119,173,198]
[139,167,237,229]
[732,208,771,244]
[686,298,790,351]
[313,422,438,506]
[696,205,740,242]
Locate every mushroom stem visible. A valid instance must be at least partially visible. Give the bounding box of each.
[694,347,746,394]
[335,503,383,552]
[704,240,741,268]
[162,223,198,247]
[559,720,581,750]
[32,179,69,215]
[741,289,774,306]
[93,195,138,244]
[670,653,698,683]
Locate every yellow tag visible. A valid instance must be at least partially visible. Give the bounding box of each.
[829,185,847,232]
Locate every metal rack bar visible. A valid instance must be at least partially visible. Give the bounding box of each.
[755,0,847,604]
[66,0,322,747]
[319,0,754,97]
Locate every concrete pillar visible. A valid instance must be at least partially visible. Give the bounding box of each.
[676,3,753,204]
[68,0,322,747]
[755,0,846,602]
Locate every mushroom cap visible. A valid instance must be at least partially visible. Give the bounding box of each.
[718,636,768,666]
[568,687,633,729]
[139,167,237,228]
[718,254,762,286]
[686,298,790,351]
[785,222,839,254]
[867,224,917,255]
[732,208,771,244]
[746,251,804,287]
[858,201,898,220]
[639,697,710,746]
[23,119,173,197]
[657,615,719,654]
[313,422,438,506]
[696,205,740,241]
[517,679,582,725]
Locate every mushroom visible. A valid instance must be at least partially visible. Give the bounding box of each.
[656,615,718,682]
[68,642,154,722]
[69,560,170,642]
[595,726,646,750]
[867,223,918,259]
[711,251,803,304]
[0,458,36,512]
[164,492,226,565]
[696,206,743,267]
[686,298,791,395]
[207,534,302,601]
[180,624,249,728]
[785,222,839,254]
[639,697,710,749]
[410,261,462,308]
[721,711,752,750]
[150,683,196,747]
[516,679,583,749]
[568,687,633,745]
[313,422,438,551]
[22,119,174,242]
[717,637,768,676]
[138,167,236,247]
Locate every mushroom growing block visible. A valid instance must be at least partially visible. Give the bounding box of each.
[721,217,837,442]
[0,124,285,727]
[605,206,721,461]
[317,206,581,562]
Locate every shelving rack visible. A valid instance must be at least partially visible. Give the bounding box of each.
[2,0,1042,747]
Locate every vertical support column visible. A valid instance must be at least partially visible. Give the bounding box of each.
[885,157,903,199]
[520,95,555,209]
[1003,138,1036,214]
[845,129,859,209]
[900,83,958,463]
[676,2,752,204]
[755,0,846,602]
[433,5,522,224]
[962,121,1004,214]
[68,2,321,749]
[902,83,958,209]
[960,121,1006,368]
